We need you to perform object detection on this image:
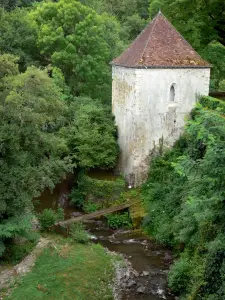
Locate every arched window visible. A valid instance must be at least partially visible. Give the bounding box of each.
[169,84,175,102]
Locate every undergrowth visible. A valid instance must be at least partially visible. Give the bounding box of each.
[69,223,90,244]
[106,212,132,229]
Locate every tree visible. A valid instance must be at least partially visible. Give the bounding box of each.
[60,97,119,169]
[122,13,147,40]
[0,8,40,70]
[31,0,124,101]
[0,55,71,256]
[81,0,148,40]
[200,42,225,90]
[0,0,42,10]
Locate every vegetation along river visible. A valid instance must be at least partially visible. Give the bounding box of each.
[35,171,175,300]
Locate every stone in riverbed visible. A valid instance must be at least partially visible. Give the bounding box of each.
[127,280,136,288]
[141,271,150,276]
[137,286,146,293]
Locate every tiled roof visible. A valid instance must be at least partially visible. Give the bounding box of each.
[111,12,210,68]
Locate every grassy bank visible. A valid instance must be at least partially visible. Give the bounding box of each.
[4,236,117,300]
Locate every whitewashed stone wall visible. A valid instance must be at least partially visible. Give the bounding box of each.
[112,66,210,186]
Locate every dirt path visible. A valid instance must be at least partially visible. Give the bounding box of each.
[0,238,50,292]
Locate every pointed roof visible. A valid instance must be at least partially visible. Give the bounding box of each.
[112,12,210,68]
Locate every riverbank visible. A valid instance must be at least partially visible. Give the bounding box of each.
[0,169,175,300]
[1,235,123,300]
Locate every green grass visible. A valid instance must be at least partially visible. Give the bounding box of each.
[7,239,115,300]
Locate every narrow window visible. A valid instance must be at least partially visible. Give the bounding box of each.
[170,84,175,102]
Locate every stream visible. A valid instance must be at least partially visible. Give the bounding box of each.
[35,171,175,300]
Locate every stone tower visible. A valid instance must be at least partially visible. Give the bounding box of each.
[111,12,210,186]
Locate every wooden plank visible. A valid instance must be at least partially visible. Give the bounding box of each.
[57,202,135,226]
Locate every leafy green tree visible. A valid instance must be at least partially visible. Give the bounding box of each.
[0,8,40,70]
[81,0,148,40]
[0,55,71,256]
[0,0,41,10]
[61,97,119,169]
[31,0,124,101]
[219,79,225,91]
[200,42,225,90]
[122,13,147,40]
[0,0,17,10]
[149,0,162,19]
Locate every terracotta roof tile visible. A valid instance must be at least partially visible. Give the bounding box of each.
[112,12,210,68]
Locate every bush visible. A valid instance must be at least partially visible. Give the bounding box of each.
[218,79,225,91]
[106,212,132,229]
[83,201,102,213]
[57,208,64,222]
[0,240,5,257]
[2,241,36,264]
[70,188,85,208]
[69,223,90,244]
[168,257,192,294]
[199,96,225,114]
[38,208,64,230]
[70,172,126,210]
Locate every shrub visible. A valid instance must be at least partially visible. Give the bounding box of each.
[199,96,225,114]
[2,241,36,264]
[168,257,192,294]
[83,201,102,213]
[106,212,132,229]
[218,79,225,91]
[38,208,64,230]
[0,240,5,257]
[70,172,126,210]
[69,223,89,244]
[70,188,85,208]
[57,208,64,222]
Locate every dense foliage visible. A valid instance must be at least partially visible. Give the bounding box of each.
[0,0,224,91]
[0,55,71,255]
[70,173,125,209]
[38,208,64,230]
[69,223,90,244]
[0,51,119,255]
[142,96,225,299]
[31,0,124,101]
[0,0,224,276]
[61,97,119,169]
[80,0,149,40]
[106,212,132,229]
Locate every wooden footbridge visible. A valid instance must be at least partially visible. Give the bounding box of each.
[56,202,137,227]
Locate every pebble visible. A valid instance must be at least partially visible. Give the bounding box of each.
[127,280,136,287]
[141,271,150,276]
[137,286,145,293]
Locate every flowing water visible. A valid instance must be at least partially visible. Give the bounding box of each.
[35,171,175,300]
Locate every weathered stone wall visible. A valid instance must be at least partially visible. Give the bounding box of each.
[112,66,210,186]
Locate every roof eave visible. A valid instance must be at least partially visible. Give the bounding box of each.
[110,62,212,69]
